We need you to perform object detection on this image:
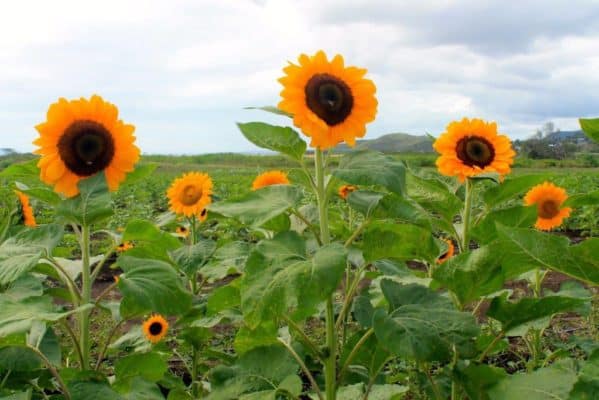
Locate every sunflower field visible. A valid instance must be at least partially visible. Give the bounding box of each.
[1,51,598,400]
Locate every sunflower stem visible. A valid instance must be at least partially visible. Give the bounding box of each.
[315,148,336,400]
[461,178,473,252]
[79,224,92,370]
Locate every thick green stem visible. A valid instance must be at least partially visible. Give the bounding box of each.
[192,347,200,398]
[79,225,91,369]
[461,179,473,252]
[315,148,336,400]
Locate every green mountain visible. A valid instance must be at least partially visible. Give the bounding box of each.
[334,133,434,153]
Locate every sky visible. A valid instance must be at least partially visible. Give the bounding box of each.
[1,0,598,154]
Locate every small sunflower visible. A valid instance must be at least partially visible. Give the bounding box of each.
[433,118,515,182]
[15,191,37,227]
[524,182,572,231]
[142,314,169,344]
[338,184,358,200]
[252,170,290,190]
[198,208,208,223]
[117,241,134,252]
[436,239,455,264]
[33,95,140,197]
[167,172,213,217]
[175,226,189,238]
[278,50,378,149]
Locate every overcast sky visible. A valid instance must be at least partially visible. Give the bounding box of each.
[1,0,598,154]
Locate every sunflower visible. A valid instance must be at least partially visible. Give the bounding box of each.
[338,184,358,200]
[175,226,189,238]
[142,314,169,344]
[436,239,455,264]
[33,95,140,197]
[167,172,213,217]
[198,208,208,223]
[278,50,378,149]
[252,170,290,190]
[117,241,133,252]
[524,182,572,231]
[433,118,515,182]
[15,191,36,227]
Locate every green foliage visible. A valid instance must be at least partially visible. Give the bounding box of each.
[56,173,113,226]
[237,122,306,160]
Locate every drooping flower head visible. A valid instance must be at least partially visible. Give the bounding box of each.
[15,191,37,227]
[524,182,572,231]
[338,184,358,200]
[142,314,169,344]
[33,95,140,197]
[252,170,290,190]
[436,239,455,264]
[433,118,515,182]
[278,50,377,149]
[167,172,213,217]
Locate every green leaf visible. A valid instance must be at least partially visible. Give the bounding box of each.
[56,173,113,226]
[496,225,599,284]
[433,245,505,305]
[243,106,293,118]
[0,345,41,371]
[346,190,384,217]
[373,280,479,362]
[68,371,124,400]
[569,349,599,399]
[202,242,250,282]
[209,185,303,228]
[565,190,599,207]
[406,172,462,224]
[118,256,192,317]
[207,282,241,315]
[237,122,306,160]
[120,163,157,186]
[488,361,577,400]
[471,206,537,244]
[123,219,181,262]
[453,363,507,400]
[333,150,406,195]
[240,232,346,327]
[362,222,438,264]
[348,191,432,229]
[482,175,548,207]
[0,295,90,337]
[115,352,168,382]
[579,117,599,143]
[352,296,375,329]
[170,239,217,276]
[2,275,44,301]
[14,182,61,206]
[487,293,586,334]
[113,377,164,400]
[0,224,63,285]
[234,321,278,355]
[0,159,39,179]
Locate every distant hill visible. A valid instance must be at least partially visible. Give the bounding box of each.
[544,130,587,142]
[335,133,434,153]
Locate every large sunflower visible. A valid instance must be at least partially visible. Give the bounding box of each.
[15,191,37,227]
[142,314,169,344]
[252,170,290,190]
[433,118,515,182]
[524,182,572,231]
[278,50,377,149]
[33,95,140,197]
[167,172,213,217]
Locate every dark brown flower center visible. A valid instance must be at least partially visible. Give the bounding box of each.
[57,120,115,177]
[538,200,560,219]
[455,136,495,168]
[305,73,353,126]
[149,322,163,335]
[180,185,202,206]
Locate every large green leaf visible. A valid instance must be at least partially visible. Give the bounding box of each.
[348,191,432,229]
[243,105,293,118]
[0,224,63,285]
[113,377,164,400]
[488,361,577,400]
[209,185,303,228]
[406,172,462,224]
[373,280,479,362]
[482,175,547,207]
[570,349,599,399]
[123,219,181,262]
[14,182,61,206]
[120,163,157,186]
[452,363,506,400]
[487,293,587,334]
[0,295,89,337]
[579,117,599,143]
[362,222,438,264]
[471,206,537,244]
[496,225,599,284]
[433,245,505,305]
[202,242,250,282]
[118,256,192,317]
[68,371,124,400]
[115,352,167,382]
[170,239,217,276]
[333,150,406,195]
[237,122,306,160]
[240,232,346,327]
[55,173,113,226]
